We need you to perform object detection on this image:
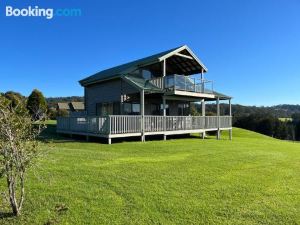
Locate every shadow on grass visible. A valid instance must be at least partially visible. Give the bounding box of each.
[0,212,14,219]
[39,123,223,145]
[39,124,76,144]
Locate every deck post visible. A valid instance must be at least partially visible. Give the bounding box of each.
[201,68,205,93]
[162,59,166,89]
[163,59,166,77]
[163,96,167,141]
[229,98,232,140]
[140,90,145,142]
[217,97,221,140]
[201,99,206,139]
[86,135,90,142]
[108,138,111,145]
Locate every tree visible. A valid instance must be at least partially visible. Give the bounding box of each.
[4,91,25,108]
[26,89,47,120]
[0,96,45,216]
[292,113,300,123]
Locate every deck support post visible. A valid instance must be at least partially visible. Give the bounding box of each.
[201,99,206,139]
[86,136,90,142]
[108,138,111,145]
[201,68,205,93]
[162,59,166,89]
[229,98,232,140]
[163,96,167,141]
[140,90,145,142]
[217,97,221,140]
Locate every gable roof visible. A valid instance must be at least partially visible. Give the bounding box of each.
[79,45,207,87]
[57,102,70,110]
[70,102,85,111]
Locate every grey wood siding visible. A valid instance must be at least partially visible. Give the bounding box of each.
[121,80,137,94]
[86,79,121,116]
[85,79,138,116]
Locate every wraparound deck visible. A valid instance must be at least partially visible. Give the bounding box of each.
[57,115,232,144]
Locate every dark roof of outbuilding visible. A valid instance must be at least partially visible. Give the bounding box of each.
[79,45,207,86]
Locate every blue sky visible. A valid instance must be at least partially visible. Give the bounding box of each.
[0,0,299,106]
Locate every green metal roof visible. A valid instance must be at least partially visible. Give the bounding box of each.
[79,45,208,86]
[122,74,163,93]
[79,46,181,86]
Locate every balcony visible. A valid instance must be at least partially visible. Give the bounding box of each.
[149,74,214,94]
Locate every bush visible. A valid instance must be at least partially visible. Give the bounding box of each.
[57,109,69,117]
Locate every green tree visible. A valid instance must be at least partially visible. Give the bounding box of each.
[4,91,25,108]
[26,89,47,120]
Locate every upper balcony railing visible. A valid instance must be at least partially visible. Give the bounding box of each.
[148,74,214,94]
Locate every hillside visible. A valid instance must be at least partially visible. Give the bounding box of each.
[0,124,299,224]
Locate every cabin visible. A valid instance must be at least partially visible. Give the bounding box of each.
[57,102,85,114]
[57,45,232,144]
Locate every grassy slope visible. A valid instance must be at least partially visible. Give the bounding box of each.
[0,122,299,225]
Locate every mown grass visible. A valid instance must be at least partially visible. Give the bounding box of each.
[0,122,299,224]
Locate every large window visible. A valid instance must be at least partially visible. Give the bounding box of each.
[96,102,120,116]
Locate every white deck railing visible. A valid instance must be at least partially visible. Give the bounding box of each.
[148,75,214,94]
[57,115,232,135]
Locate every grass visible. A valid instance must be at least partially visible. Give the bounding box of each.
[279,117,293,122]
[0,121,299,224]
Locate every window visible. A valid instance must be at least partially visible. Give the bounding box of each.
[132,103,140,114]
[178,103,189,116]
[150,104,160,115]
[113,102,120,115]
[123,103,132,115]
[96,102,120,116]
[123,102,140,115]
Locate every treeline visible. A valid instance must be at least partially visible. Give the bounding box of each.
[234,113,300,141]
[205,104,300,118]
[197,103,300,141]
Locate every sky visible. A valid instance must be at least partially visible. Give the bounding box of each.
[0,0,299,106]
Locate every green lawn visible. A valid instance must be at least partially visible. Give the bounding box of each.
[0,122,300,224]
[279,117,293,122]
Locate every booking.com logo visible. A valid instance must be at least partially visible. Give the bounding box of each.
[5,6,82,19]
